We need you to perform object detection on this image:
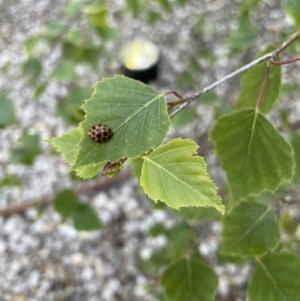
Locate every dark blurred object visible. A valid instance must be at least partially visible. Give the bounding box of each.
[120,39,160,83]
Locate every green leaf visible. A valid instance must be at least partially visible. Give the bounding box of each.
[33,82,48,100]
[239,0,259,17]
[235,45,281,114]
[141,223,196,281]
[130,157,143,182]
[165,223,195,262]
[210,109,294,200]
[47,128,104,178]
[140,138,224,213]
[248,252,300,301]
[44,22,65,39]
[279,212,297,235]
[11,130,41,165]
[23,57,43,81]
[220,199,280,257]
[228,191,275,212]
[161,255,219,301]
[226,16,257,51]
[23,37,40,56]
[72,203,103,231]
[51,60,78,81]
[54,189,80,218]
[64,1,83,17]
[47,128,82,166]
[58,86,92,124]
[0,174,21,186]
[88,9,118,40]
[0,94,16,127]
[76,163,103,178]
[73,76,170,168]
[284,0,300,27]
[125,0,141,16]
[290,131,300,184]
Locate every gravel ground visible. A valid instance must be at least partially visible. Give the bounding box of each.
[0,1,299,300]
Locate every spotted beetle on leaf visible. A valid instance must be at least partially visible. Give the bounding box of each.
[88,124,113,143]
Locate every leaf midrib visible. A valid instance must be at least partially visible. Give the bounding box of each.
[114,94,163,132]
[240,109,258,181]
[256,257,286,301]
[143,156,211,203]
[226,205,269,249]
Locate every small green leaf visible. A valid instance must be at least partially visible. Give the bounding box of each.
[0,174,21,186]
[220,199,280,256]
[279,212,297,235]
[141,138,224,213]
[11,130,41,165]
[226,16,257,51]
[51,60,78,81]
[23,57,43,81]
[47,128,105,178]
[290,131,300,183]
[235,45,281,114]
[130,157,143,182]
[58,86,92,124]
[54,189,80,218]
[72,203,103,231]
[210,109,294,200]
[126,0,140,16]
[33,82,48,100]
[239,0,259,17]
[284,0,300,27]
[165,223,195,262]
[248,252,300,301]
[23,37,40,56]
[44,22,65,39]
[64,1,83,17]
[76,163,104,179]
[0,94,16,127]
[73,76,170,168]
[83,3,103,14]
[47,128,82,166]
[87,9,118,40]
[161,255,219,301]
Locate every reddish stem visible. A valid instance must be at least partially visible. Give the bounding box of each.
[163,90,184,100]
[270,56,300,66]
[256,63,270,110]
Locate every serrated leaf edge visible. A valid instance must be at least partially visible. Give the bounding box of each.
[210,109,295,202]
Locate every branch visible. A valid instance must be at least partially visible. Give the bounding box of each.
[170,30,300,118]
[0,171,132,217]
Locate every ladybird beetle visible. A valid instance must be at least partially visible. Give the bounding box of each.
[88,124,113,143]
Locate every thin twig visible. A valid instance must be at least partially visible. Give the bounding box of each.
[0,171,132,217]
[169,53,272,117]
[170,30,300,118]
[272,30,300,56]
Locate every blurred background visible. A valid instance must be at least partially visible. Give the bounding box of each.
[0,0,300,300]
